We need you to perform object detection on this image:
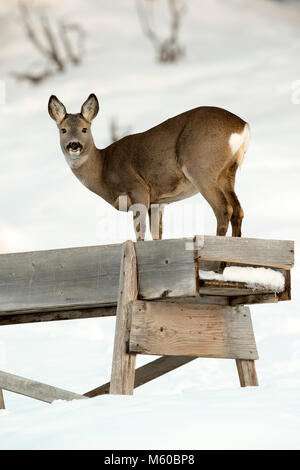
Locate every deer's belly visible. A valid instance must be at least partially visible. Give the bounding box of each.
[154,179,198,204]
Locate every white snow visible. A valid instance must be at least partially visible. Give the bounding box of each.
[0,0,300,450]
[199,266,285,292]
[0,390,300,450]
[199,269,225,281]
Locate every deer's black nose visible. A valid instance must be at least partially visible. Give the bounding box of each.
[70,142,79,150]
[67,141,83,151]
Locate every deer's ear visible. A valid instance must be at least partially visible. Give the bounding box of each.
[81,94,99,122]
[48,95,67,124]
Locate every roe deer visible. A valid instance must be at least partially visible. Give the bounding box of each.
[48,94,250,241]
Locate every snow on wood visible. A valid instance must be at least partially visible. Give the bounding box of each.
[199,266,285,292]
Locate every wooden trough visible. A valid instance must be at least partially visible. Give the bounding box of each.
[0,235,294,408]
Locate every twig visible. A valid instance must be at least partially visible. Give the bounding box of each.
[135,0,186,63]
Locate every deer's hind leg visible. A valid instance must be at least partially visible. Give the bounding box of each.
[182,165,233,236]
[218,160,244,237]
[199,182,233,236]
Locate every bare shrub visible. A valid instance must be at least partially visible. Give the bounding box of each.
[12,2,85,84]
[135,0,187,63]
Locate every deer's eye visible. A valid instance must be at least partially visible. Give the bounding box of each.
[82,128,88,133]
[61,128,67,134]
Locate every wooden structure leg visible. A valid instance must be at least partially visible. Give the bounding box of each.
[236,359,258,387]
[85,355,196,397]
[110,240,138,395]
[0,388,5,409]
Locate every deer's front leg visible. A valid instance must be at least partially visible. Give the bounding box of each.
[148,204,165,240]
[128,185,150,242]
[114,190,149,242]
[131,203,148,241]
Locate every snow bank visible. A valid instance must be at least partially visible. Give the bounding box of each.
[0,390,300,450]
[199,266,285,292]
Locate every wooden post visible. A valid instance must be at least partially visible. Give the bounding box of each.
[0,389,5,409]
[236,359,259,387]
[110,240,138,395]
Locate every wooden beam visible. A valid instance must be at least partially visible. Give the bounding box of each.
[0,297,230,326]
[0,389,4,409]
[135,238,196,300]
[129,301,258,360]
[0,243,122,315]
[195,235,294,269]
[0,238,196,315]
[162,295,229,306]
[236,359,259,387]
[0,370,86,403]
[0,306,116,326]
[110,241,138,395]
[0,292,282,326]
[0,235,293,318]
[230,293,278,306]
[84,355,196,397]
[199,280,276,297]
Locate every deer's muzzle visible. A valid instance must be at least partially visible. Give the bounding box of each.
[67,142,83,154]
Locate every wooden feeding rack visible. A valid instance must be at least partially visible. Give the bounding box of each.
[0,235,294,408]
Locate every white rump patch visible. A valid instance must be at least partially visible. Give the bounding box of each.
[199,265,285,293]
[229,123,250,166]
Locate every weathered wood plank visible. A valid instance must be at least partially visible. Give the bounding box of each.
[199,280,276,297]
[0,389,4,409]
[0,370,86,403]
[85,355,196,397]
[199,287,274,297]
[236,359,259,387]
[162,295,229,306]
[0,306,116,326]
[0,236,293,316]
[230,293,278,306]
[196,235,294,269]
[0,244,123,314]
[135,238,196,300]
[0,297,230,326]
[110,241,138,395]
[0,238,196,315]
[129,301,258,359]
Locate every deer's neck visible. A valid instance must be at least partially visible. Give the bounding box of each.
[70,144,106,198]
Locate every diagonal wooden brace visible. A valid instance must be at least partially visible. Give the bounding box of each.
[0,370,86,403]
[85,355,196,397]
[0,388,4,409]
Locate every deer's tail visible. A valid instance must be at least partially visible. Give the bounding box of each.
[229,122,250,168]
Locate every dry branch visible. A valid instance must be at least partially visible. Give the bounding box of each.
[135,0,186,63]
[13,2,85,84]
[59,22,85,65]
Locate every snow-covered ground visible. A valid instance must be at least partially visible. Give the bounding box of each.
[0,0,300,449]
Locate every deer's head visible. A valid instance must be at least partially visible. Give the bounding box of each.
[48,94,99,169]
